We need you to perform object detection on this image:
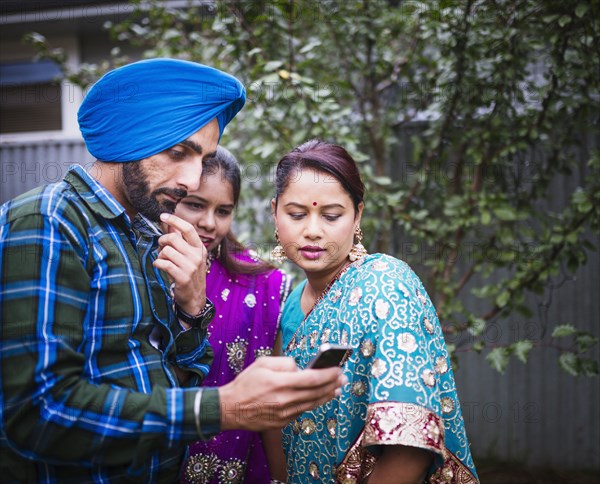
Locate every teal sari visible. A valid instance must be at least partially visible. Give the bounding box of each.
[281,254,479,483]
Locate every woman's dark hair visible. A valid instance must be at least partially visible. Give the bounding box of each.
[202,146,273,275]
[274,139,365,212]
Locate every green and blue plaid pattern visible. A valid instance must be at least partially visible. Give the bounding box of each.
[0,165,218,482]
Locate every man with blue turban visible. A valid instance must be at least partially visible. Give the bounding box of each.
[0,58,345,482]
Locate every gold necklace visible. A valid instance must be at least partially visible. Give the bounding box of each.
[286,261,354,353]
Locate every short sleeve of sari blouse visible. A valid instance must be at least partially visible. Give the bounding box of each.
[357,255,448,460]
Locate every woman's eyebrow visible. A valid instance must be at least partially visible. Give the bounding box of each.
[283,202,345,209]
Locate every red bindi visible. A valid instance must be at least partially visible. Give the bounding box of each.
[312,201,317,206]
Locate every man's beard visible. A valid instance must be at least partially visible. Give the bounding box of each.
[122,162,187,222]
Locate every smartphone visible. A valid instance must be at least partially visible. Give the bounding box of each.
[306,344,353,369]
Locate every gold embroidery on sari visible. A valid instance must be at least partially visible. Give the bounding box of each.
[360,339,375,357]
[441,396,455,414]
[363,402,444,451]
[327,418,337,438]
[219,458,245,483]
[185,453,219,482]
[435,355,449,374]
[370,358,387,378]
[335,430,377,484]
[226,337,248,374]
[309,462,320,480]
[309,330,319,349]
[430,449,479,484]
[421,369,437,387]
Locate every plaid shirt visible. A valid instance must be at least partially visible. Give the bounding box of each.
[0,165,219,483]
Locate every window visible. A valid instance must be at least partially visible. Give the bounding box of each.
[0,59,63,134]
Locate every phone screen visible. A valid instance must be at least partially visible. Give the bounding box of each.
[306,344,353,369]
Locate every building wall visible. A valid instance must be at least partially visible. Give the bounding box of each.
[0,139,94,203]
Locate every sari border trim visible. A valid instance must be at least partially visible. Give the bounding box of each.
[334,427,377,484]
[363,401,445,453]
[430,448,479,484]
[357,402,479,484]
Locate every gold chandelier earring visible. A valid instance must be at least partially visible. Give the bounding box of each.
[271,229,287,263]
[348,226,368,261]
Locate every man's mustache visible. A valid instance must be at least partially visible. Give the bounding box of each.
[153,187,188,202]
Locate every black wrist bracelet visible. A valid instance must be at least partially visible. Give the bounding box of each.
[176,299,215,328]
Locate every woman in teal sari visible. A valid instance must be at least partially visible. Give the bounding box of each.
[270,140,479,483]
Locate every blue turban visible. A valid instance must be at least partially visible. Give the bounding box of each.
[78,58,246,162]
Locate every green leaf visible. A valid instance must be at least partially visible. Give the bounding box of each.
[575,333,599,353]
[372,176,392,186]
[543,14,559,24]
[299,40,321,53]
[486,348,510,373]
[511,340,533,363]
[496,291,510,308]
[493,207,517,221]
[468,318,486,336]
[552,324,577,338]
[559,352,579,376]
[473,341,485,353]
[481,210,491,225]
[263,60,283,71]
[558,15,572,27]
[579,358,599,377]
[575,4,589,18]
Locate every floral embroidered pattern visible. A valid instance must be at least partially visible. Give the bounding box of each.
[254,347,272,359]
[280,254,479,483]
[430,450,479,484]
[219,458,245,483]
[441,396,455,414]
[327,418,337,438]
[348,287,362,306]
[335,431,377,484]
[375,299,390,318]
[309,462,320,480]
[185,453,219,483]
[341,329,349,345]
[423,315,434,334]
[421,369,436,387]
[243,293,256,308]
[435,355,449,374]
[397,332,418,353]
[372,260,389,271]
[360,339,375,358]
[226,337,248,374]
[220,288,230,301]
[371,358,387,378]
[309,330,319,349]
[351,380,367,396]
[301,418,316,435]
[363,402,444,451]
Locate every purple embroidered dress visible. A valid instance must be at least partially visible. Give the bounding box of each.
[182,254,292,484]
